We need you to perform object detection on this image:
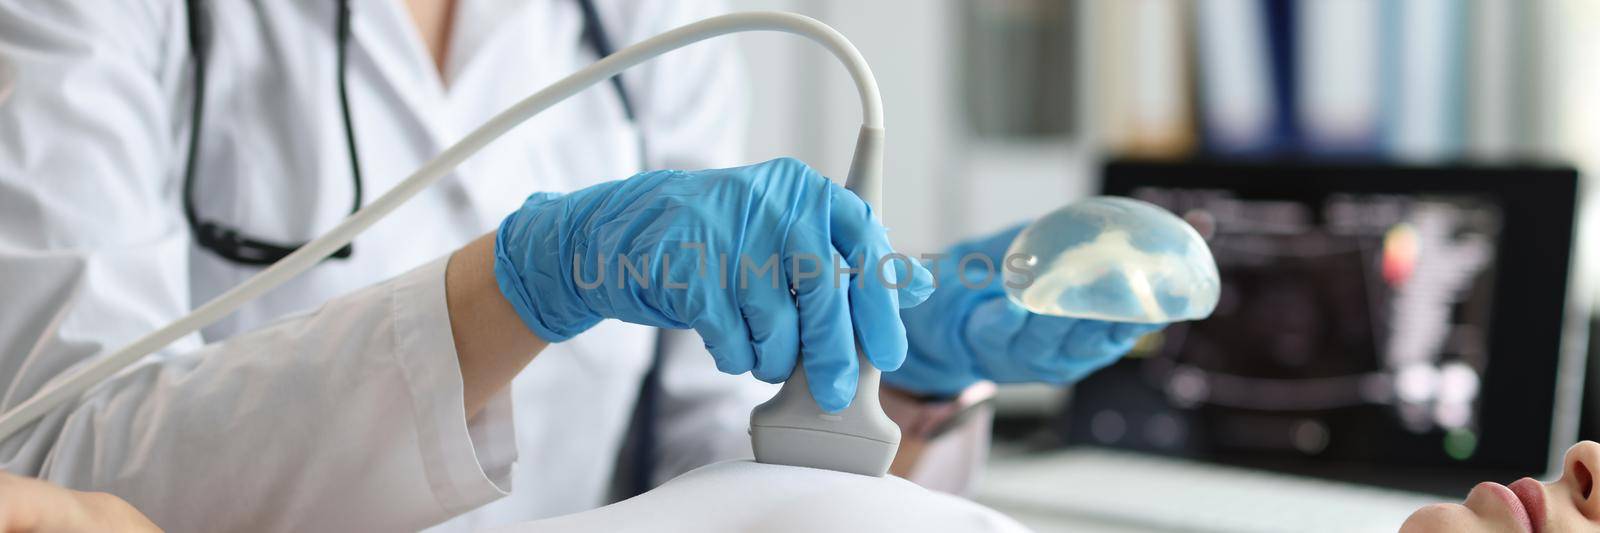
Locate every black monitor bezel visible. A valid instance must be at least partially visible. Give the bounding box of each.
[1087,159,1580,494]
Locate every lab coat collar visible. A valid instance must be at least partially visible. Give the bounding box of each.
[350,0,535,95]
[446,0,538,90]
[343,0,568,226]
[346,0,450,155]
[344,0,533,152]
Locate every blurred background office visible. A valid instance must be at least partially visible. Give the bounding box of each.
[731,0,1598,267]
[726,1,1600,531]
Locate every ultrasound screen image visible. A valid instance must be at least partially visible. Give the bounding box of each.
[1064,187,1503,469]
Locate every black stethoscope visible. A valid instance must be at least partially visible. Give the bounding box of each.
[183,0,638,266]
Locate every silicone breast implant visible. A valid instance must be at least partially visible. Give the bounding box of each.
[1003,196,1220,323]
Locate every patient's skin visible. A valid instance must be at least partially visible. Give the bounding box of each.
[1402,441,1600,532]
[0,471,160,532]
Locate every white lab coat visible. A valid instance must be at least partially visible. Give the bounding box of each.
[0,0,776,531]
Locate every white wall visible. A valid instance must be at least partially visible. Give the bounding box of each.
[723,0,1097,254]
[725,0,961,254]
[721,0,823,165]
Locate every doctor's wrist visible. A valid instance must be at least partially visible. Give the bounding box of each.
[447,233,549,418]
[883,381,998,479]
[491,198,603,343]
[882,381,998,442]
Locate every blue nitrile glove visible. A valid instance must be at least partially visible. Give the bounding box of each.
[886,225,1165,396]
[494,157,935,412]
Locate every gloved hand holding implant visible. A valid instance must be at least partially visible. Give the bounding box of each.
[889,197,1220,396]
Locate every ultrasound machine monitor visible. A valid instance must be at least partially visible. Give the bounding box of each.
[1061,160,1585,496]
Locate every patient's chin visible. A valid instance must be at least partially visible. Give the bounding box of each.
[1400,503,1489,533]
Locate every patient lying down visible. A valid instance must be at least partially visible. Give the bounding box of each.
[21,443,1600,531]
[498,441,1600,533]
[1404,441,1600,532]
[487,460,1030,533]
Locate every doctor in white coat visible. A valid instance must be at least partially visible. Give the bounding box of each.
[0,0,1161,531]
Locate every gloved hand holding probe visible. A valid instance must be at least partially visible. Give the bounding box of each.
[494,157,934,412]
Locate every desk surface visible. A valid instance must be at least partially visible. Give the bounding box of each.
[973,447,1442,532]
